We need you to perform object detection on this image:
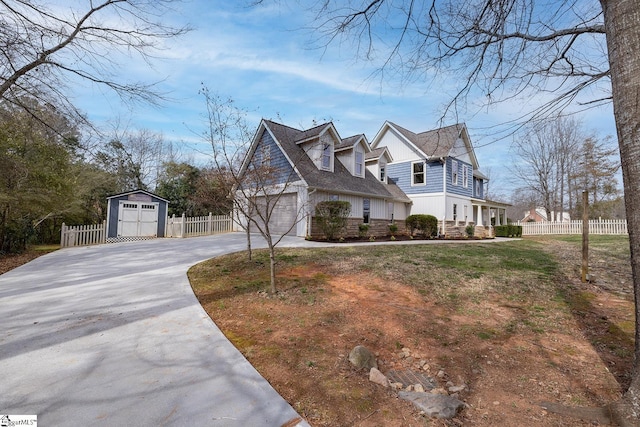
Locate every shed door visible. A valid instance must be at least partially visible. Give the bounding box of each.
[117,201,159,237]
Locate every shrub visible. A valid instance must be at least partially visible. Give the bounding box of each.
[358,223,370,239]
[388,223,398,236]
[495,224,523,237]
[315,201,351,240]
[465,224,475,238]
[406,214,438,238]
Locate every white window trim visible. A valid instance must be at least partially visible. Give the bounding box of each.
[380,164,386,182]
[355,149,364,177]
[321,142,332,171]
[462,164,468,188]
[411,161,426,186]
[451,160,458,186]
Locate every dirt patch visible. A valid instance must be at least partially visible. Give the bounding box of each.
[0,248,57,275]
[190,238,633,426]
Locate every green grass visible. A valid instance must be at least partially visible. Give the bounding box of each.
[190,240,560,309]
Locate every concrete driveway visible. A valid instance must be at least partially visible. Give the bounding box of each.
[0,233,322,426]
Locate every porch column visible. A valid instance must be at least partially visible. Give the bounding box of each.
[477,205,483,226]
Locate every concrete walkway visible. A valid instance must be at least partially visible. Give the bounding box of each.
[0,233,322,426]
[0,233,510,425]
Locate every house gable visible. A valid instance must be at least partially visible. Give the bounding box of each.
[336,137,369,178]
[365,146,393,183]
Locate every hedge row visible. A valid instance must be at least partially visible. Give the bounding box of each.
[495,224,523,237]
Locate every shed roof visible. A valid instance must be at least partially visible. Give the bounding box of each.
[106,189,169,203]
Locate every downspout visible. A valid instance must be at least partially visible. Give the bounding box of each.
[441,157,447,237]
[306,188,317,238]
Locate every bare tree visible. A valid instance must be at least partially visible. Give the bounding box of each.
[512,116,583,222]
[253,0,640,420]
[0,0,189,125]
[94,128,168,191]
[201,87,307,293]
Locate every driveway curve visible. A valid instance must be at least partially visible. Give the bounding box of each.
[0,233,322,426]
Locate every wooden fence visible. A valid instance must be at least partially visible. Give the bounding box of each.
[60,221,107,247]
[165,213,233,238]
[516,219,628,236]
[61,213,233,247]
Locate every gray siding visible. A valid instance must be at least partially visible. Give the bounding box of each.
[253,131,297,184]
[387,160,443,195]
[446,158,473,197]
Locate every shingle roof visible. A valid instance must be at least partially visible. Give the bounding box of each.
[389,122,465,158]
[365,147,388,161]
[264,120,407,202]
[335,134,364,151]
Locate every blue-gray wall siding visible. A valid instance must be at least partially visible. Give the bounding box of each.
[386,160,443,194]
[253,130,297,184]
[446,158,473,197]
[473,177,484,199]
[106,194,167,238]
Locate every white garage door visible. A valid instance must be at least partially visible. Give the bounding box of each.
[117,201,159,237]
[252,194,297,236]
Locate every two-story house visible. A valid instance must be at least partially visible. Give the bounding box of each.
[237,119,412,237]
[369,121,509,236]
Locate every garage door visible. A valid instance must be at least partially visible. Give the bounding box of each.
[117,201,159,237]
[252,194,297,236]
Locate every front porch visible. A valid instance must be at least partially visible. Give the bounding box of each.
[440,199,511,238]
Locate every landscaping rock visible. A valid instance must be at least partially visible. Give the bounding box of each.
[448,384,467,393]
[349,345,377,369]
[369,368,389,387]
[399,391,465,419]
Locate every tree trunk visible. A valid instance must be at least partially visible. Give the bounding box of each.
[268,242,277,294]
[601,0,640,423]
[245,222,252,261]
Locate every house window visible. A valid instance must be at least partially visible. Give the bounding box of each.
[453,203,458,222]
[321,143,332,170]
[363,198,370,224]
[380,165,385,182]
[452,160,458,185]
[355,149,364,177]
[462,165,468,188]
[412,161,425,185]
[329,194,339,201]
[475,179,482,198]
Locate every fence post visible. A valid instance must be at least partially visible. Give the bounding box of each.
[181,213,186,238]
[60,223,67,248]
[208,212,213,235]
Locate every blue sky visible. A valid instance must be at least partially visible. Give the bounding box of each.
[73,0,617,195]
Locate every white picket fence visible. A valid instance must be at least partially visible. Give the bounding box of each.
[61,213,233,247]
[516,219,628,236]
[165,213,233,238]
[60,221,107,247]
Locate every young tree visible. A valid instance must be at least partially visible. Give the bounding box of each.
[253,0,640,420]
[0,0,189,126]
[201,87,307,293]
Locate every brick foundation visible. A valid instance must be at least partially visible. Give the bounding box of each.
[310,217,406,239]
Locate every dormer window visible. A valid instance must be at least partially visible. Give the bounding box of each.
[380,165,385,182]
[321,142,331,170]
[355,149,364,177]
